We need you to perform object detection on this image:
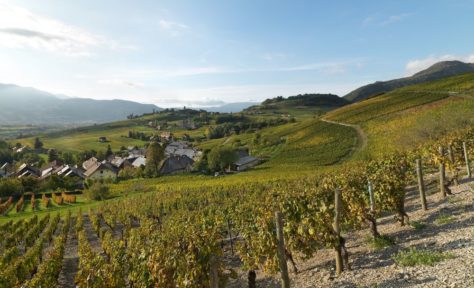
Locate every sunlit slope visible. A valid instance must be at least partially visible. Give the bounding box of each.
[326,72,474,124]
[325,72,474,158]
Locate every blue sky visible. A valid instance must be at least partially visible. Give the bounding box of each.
[0,0,473,107]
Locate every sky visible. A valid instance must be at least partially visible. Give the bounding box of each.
[0,0,473,108]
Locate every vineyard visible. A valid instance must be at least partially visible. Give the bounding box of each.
[0,124,472,287]
[0,74,473,287]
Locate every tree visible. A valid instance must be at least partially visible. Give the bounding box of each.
[105,145,113,159]
[48,149,58,162]
[61,152,76,165]
[34,137,43,149]
[84,182,110,201]
[207,146,238,172]
[145,142,165,177]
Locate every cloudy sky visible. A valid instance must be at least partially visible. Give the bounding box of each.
[0,0,473,107]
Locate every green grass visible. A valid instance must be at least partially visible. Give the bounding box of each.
[365,235,396,250]
[392,248,455,266]
[410,221,427,230]
[435,214,455,225]
[0,194,99,224]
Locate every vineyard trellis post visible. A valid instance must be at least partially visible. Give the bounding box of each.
[447,145,458,185]
[463,142,472,179]
[227,219,234,255]
[416,159,427,210]
[209,254,219,288]
[275,211,290,288]
[368,180,374,212]
[333,189,343,276]
[439,146,447,198]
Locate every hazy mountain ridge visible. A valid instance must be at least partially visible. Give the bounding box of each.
[0,83,162,125]
[344,61,474,102]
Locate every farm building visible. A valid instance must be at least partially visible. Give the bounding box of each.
[83,162,118,181]
[131,156,146,168]
[16,163,40,178]
[232,150,260,171]
[160,155,194,175]
[82,157,99,171]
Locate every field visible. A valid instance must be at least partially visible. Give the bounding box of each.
[1,73,474,287]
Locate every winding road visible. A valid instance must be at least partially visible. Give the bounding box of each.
[321,117,368,153]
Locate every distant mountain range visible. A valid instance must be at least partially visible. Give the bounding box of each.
[2,60,473,126]
[0,84,161,126]
[344,61,474,102]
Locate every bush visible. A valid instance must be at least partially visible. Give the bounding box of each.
[84,182,111,201]
[393,248,454,266]
[366,235,395,250]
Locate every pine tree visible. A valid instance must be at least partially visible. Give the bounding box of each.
[145,142,164,177]
[34,137,43,149]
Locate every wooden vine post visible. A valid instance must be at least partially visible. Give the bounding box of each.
[209,254,219,288]
[463,142,472,179]
[275,211,290,288]
[416,159,427,210]
[447,145,459,185]
[439,146,447,198]
[227,219,234,255]
[333,189,343,276]
[368,180,375,212]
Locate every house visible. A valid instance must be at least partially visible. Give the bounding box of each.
[232,150,260,171]
[98,136,107,143]
[1,162,15,177]
[82,157,99,171]
[57,165,84,179]
[160,155,194,175]
[110,156,131,169]
[165,141,187,155]
[131,156,146,168]
[160,131,173,142]
[83,162,118,180]
[164,141,201,161]
[40,160,65,179]
[12,146,29,153]
[16,163,40,178]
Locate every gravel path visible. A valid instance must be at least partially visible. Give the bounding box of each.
[57,217,78,288]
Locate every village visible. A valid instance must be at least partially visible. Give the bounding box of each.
[0,130,261,191]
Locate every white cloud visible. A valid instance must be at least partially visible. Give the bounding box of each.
[0,2,115,56]
[363,13,411,26]
[97,79,144,88]
[380,13,411,26]
[405,53,474,75]
[159,19,188,36]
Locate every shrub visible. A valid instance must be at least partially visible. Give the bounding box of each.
[393,248,454,266]
[366,235,395,250]
[435,214,455,225]
[84,182,111,201]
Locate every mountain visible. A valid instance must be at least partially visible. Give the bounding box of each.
[205,102,259,113]
[245,93,349,113]
[344,61,474,102]
[0,83,161,125]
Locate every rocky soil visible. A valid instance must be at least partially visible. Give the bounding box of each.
[228,176,474,288]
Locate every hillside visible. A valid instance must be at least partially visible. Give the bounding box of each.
[327,72,474,158]
[0,83,161,125]
[244,93,349,117]
[1,67,474,288]
[344,61,474,102]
